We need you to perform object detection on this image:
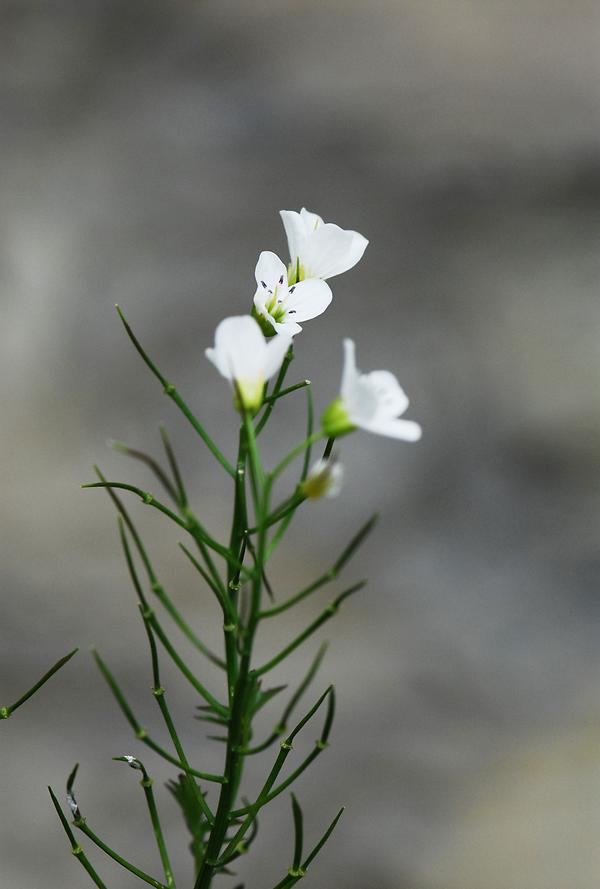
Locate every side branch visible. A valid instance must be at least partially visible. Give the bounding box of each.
[116,305,235,477]
[254,583,364,676]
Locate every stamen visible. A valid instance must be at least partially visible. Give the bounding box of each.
[260,280,267,288]
[279,275,284,285]
[289,286,296,293]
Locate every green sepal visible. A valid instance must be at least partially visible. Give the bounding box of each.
[320,398,355,439]
[251,304,277,338]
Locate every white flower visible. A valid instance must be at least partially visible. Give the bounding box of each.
[205,315,292,413]
[280,208,368,282]
[301,458,344,500]
[252,251,332,337]
[322,339,422,441]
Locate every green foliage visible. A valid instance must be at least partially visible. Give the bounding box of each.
[50,307,376,889]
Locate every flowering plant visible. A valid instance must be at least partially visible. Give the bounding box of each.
[49,209,420,889]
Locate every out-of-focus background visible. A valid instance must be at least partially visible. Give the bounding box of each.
[2,1,600,887]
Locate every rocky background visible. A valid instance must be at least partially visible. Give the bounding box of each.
[2,2,600,887]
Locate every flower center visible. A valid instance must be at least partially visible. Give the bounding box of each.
[265,286,287,322]
[287,258,305,286]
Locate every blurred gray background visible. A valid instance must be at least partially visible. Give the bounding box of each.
[2,1,600,887]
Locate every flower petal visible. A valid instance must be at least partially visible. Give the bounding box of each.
[262,332,293,380]
[361,417,422,441]
[303,224,368,279]
[299,207,324,232]
[206,315,265,382]
[326,461,344,498]
[364,370,409,418]
[253,287,268,317]
[280,211,307,269]
[341,338,360,402]
[272,318,303,337]
[255,251,288,290]
[284,279,332,322]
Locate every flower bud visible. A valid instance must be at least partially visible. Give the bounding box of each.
[321,397,355,438]
[301,458,344,500]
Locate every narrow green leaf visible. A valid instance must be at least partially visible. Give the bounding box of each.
[109,439,178,503]
[260,513,375,619]
[0,648,78,720]
[243,643,328,755]
[255,582,364,676]
[115,305,234,477]
[332,513,378,574]
[223,687,334,851]
[290,794,303,871]
[159,423,188,507]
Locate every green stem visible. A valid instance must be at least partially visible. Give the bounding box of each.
[255,346,294,436]
[193,421,269,889]
[264,385,314,562]
[269,431,323,483]
[159,423,188,507]
[179,543,236,625]
[245,492,304,535]
[109,439,179,503]
[141,777,175,888]
[74,819,167,889]
[147,610,228,716]
[262,379,310,405]
[291,795,303,873]
[322,437,335,460]
[232,687,335,817]
[92,650,224,782]
[260,514,377,618]
[85,478,239,569]
[255,583,364,676]
[48,787,107,888]
[217,687,333,865]
[152,582,225,671]
[141,613,216,826]
[223,430,250,693]
[242,642,328,755]
[116,305,234,477]
[114,758,175,889]
[270,807,344,889]
[82,481,187,528]
[117,516,225,671]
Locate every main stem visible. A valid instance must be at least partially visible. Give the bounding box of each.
[193,421,269,889]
